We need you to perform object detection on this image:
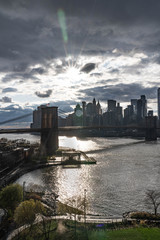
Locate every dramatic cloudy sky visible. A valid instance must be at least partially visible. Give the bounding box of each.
[0,0,160,125]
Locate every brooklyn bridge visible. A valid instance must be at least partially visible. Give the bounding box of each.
[0,106,159,155]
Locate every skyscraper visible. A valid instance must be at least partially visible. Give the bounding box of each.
[131,99,137,114]
[108,100,116,112]
[137,95,147,121]
[158,88,160,119]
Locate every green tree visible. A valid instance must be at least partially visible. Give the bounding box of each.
[14,199,45,226]
[0,183,23,215]
[14,199,57,240]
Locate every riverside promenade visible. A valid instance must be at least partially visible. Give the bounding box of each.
[6,215,125,240]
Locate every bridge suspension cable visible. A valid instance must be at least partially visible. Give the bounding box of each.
[0,113,32,125]
[0,107,69,126]
[58,109,69,118]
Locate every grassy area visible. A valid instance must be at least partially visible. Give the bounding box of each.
[13,219,160,240]
[106,227,160,240]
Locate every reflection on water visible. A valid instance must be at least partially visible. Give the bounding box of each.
[59,136,99,151]
[16,136,160,217]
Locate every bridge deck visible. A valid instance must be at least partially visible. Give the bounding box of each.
[0,125,159,134]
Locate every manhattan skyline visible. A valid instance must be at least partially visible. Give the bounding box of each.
[0,0,160,123]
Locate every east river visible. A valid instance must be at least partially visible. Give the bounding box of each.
[2,133,160,217]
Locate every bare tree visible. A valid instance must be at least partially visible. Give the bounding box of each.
[145,190,160,215]
[58,195,88,239]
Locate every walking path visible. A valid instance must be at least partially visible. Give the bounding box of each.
[6,215,125,240]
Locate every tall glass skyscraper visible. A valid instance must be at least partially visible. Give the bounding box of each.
[158,88,160,119]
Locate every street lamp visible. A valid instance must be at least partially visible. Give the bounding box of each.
[84,189,87,225]
[23,181,26,201]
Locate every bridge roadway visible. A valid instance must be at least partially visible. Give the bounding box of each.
[0,125,150,134]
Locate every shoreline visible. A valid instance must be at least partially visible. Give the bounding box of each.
[0,148,96,190]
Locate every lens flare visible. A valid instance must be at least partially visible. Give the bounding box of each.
[58,9,68,44]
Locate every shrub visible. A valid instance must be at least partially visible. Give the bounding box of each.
[130,211,160,220]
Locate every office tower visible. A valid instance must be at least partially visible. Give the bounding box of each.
[137,95,147,121]
[141,95,147,117]
[158,88,160,119]
[97,100,102,115]
[131,99,137,114]
[115,103,123,125]
[124,105,134,124]
[82,101,86,126]
[108,100,116,112]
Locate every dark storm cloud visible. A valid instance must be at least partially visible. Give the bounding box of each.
[0,96,12,103]
[0,10,64,76]
[3,0,160,23]
[35,89,52,98]
[2,87,17,93]
[80,83,157,102]
[0,0,160,122]
[13,62,29,72]
[30,67,45,75]
[81,63,96,73]
[0,0,160,78]
[2,72,39,83]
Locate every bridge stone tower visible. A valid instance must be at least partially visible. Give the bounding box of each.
[41,106,58,155]
[145,116,157,141]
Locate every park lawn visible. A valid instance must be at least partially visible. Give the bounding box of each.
[87,227,160,240]
[13,221,160,240]
[41,227,160,240]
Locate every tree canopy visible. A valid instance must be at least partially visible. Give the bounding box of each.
[14,199,45,226]
[0,183,23,213]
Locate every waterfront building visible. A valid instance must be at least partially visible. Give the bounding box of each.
[30,105,46,129]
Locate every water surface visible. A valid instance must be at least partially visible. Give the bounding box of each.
[13,135,160,217]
